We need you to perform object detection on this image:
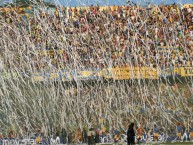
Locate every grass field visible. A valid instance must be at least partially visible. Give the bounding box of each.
[160,143,193,145]
[134,143,193,145]
[145,142,193,145]
[137,142,193,145]
[113,142,193,145]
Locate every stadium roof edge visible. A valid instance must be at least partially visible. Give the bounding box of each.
[0,3,193,10]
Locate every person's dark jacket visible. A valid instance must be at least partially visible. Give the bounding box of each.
[68,132,72,144]
[61,128,67,144]
[95,132,100,143]
[127,126,135,137]
[82,128,87,143]
[127,123,135,144]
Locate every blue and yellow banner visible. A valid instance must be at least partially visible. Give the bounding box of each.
[31,67,193,82]
[103,67,130,80]
[156,46,178,53]
[180,67,193,77]
[102,67,159,80]
[1,70,19,79]
[32,69,103,81]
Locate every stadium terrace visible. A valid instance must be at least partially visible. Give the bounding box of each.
[0,2,193,145]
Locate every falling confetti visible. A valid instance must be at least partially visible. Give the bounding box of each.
[0,0,193,142]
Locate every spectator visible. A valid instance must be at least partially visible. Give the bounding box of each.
[136,124,145,143]
[60,128,67,144]
[153,124,159,142]
[88,128,94,145]
[82,127,87,143]
[176,122,183,141]
[95,130,100,144]
[68,130,72,145]
[127,123,135,145]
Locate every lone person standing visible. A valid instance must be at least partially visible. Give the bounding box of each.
[127,123,135,145]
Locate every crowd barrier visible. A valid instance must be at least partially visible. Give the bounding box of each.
[0,132,192,145]
[1,67,193,81]
[31,67,193,81]
[34,47,193,80]
[103,67,159,80]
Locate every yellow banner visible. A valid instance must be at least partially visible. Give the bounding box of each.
[103,67,130,80]
[180,67,193,77]
[145,67,159,79]
[50,73,59,79]
[32,73,44,81]
[173,67,181,75]
[157,46,178,53]
[130,67,146,79]
[183,4,193,8]
[103,67,159,80]
[39,50,64,56]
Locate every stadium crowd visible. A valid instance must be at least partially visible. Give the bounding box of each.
[1,2,193,144]
[0,82,192,144]
[1,3,193,72]
[1,121,193,144]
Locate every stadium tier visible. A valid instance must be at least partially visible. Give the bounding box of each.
[1,4,193,81]
[1,3,193,144]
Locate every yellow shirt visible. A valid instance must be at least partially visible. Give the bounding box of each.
[102,127,107,132]
[190,132,193,137]
[177,132,182,137]
[36,136,41,143]
[154,133,159,137]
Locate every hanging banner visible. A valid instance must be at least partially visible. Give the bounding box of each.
[32,67,193,81]
[103,67,130,80]
[180,67,193,77]
[156,46,178,53]
[39,50,64,56]
[145,67,159,79]
[173,67,181,76]
[32,72,45,81]
[160,68,172,77]
[160,67,181,77]
[32,69,103,82]
[103,67,159,80]
[73,70,100,80]
[1,70,20,79]
[130,67,145,79]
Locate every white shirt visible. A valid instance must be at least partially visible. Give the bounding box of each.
[0,58,3,71]
[87,130,92,136]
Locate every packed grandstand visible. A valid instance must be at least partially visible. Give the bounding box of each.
[0,1,193,144]
[1,3,193,80]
